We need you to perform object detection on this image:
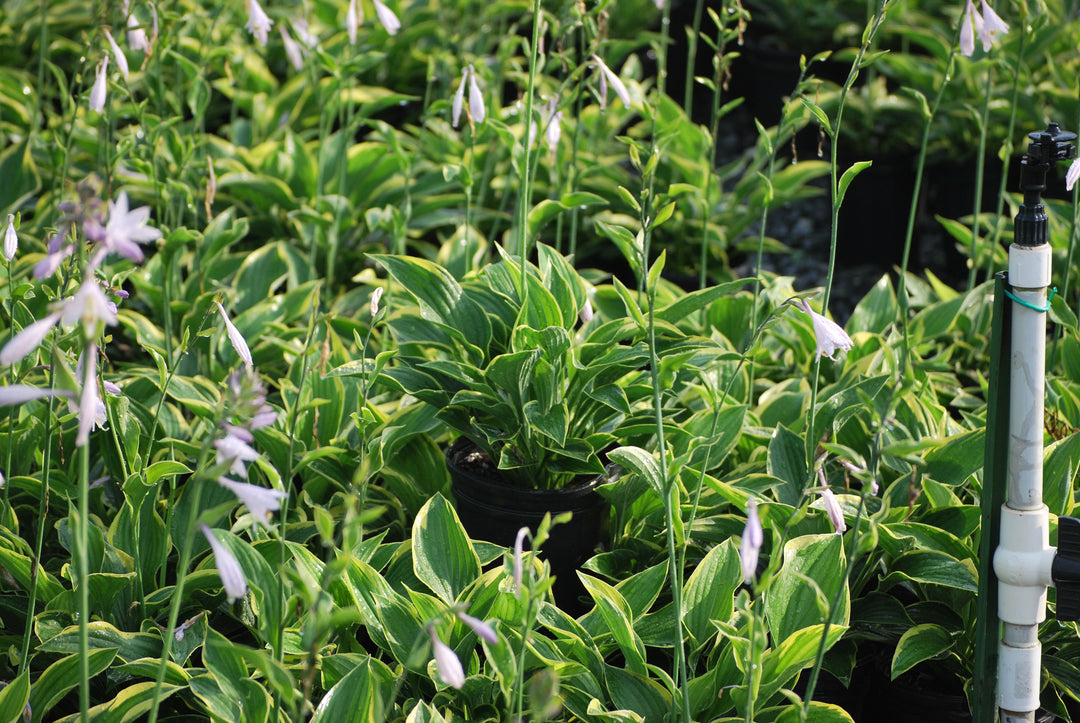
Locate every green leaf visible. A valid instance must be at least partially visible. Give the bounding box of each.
[375,254,492,354]
[799,97,833,137]
[188,674,241,720]
[203,628,249,698]
[616,561,668,618]
[527,199,566,239]
[1050,292,1079,335]
[603,665,671,721]
[891,623,954,679]
[412,494,481,604]
[485,350,539,409]
[764,534,848,645]
[847,275,897,335]
[560,191,608,209]
[0,536,65,600]
[29,649,118,723]
[111,657,190,686]
[595,222,643,279]
[759,623,848,705]
[524,400,569,446]
[923,429,985,487]
[608,446,664,497]
[881,550,977,593]
[0,669,29,723]
[311,656,395,723]
[0,138,41,215]
[651,201,676,228]
[774,701,855,722]
[683,539,741,647]
[767,424,806,506]
[54,682,182,723]
[1045,432,1080,517]
[217,171,296,208]
[655,279,751,325]
[403,700,452,723]
[616,185,641,213]
[37,621,161,662]
[214,536,283,646]
[646,251,665,295]
[581,575,647,676]
[837,161,872,208]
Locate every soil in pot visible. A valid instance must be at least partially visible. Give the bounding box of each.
[446,439,611,616]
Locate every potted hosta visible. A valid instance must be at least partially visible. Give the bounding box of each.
[373,244,718,609]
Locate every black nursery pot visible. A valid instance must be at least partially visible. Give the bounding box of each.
[446,439,611,615]
[860,656,1059,723]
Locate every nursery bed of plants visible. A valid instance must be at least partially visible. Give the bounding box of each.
[2,0,1080,721]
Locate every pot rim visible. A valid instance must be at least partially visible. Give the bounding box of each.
[445,437,616,502]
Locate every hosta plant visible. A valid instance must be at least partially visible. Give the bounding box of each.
[374,243,732,489]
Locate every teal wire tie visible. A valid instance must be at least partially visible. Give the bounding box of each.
[1004,286,1057,313]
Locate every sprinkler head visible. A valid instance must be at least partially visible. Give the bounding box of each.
[1014,123,1076,247]
[1025,123,1078,167]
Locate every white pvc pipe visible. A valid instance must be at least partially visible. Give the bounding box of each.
[995,243,1053,723]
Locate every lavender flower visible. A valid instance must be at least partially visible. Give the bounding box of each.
[212,369,283,526]
[428,627,465,689]
[3,216,16,262]
[797,298,853,361]
[579,297,594,324]
[0,315,64,366]
[104,29,129,79]
[89,54,109,114]
[346,0,360,44]
[544,96,562,152]
[174,614,202,642]
[369,286,384,318]
[452,66,485,128]
[820,488,846,533]
[205,156,217,216]
[127,11,149,52]
[513,526,528,596]
[978,0,1009,51]
[468,68,485,124]
[280,26,304,70]
[246,0,273,46]
[816,469,846,533]
[457,611,498,644]
[216,301,253,368]
[0,385,73,405]
[1067,158,1080,192]
[71,348,113,445]
[452,68,467,128]
[201,525,248,602]
[960,0,1008,56]
[225,369,277,431]
[85,191,164,267]
[75,344,102,446]
[0,279,117,365]
[740,498,763,584]
[372,0,400,35]
[216,476,287,527]
[215,427,260,478]
[34,228,74,279]
[592,54,631,110]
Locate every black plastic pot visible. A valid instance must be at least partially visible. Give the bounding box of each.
[446,439,611,615]
[835,152,920,268]
[860,657,1059,723]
